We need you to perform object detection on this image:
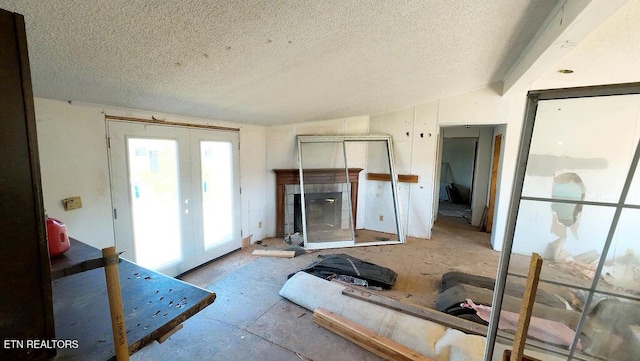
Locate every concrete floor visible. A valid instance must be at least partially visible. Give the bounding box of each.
[131,218,500,361]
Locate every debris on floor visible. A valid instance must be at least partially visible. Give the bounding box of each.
[280,271,486,361]
[460,299,582,350]
[547,254,598,280]
[438,271,640,360]
[330,274,368,287]
[291,254,397,289]
[284,245,307,257]
[284,232,303,245]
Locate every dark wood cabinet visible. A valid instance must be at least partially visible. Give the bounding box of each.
[0,9,55,360]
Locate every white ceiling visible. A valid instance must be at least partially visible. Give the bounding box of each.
[1,0,627,126]
[534,0,640,89]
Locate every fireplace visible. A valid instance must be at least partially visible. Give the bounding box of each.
[273,168,363,236]
[294,192,343,233]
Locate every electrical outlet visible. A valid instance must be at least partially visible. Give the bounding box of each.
[62,196,82,211]
[379,215,384,221]
[258,221,263,229]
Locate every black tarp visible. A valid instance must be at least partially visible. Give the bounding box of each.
[290,254,397,289]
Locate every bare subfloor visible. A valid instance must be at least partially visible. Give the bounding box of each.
[132,218,500,361]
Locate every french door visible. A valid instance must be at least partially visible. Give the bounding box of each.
[107,120,240,277]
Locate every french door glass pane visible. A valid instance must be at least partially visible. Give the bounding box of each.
[127,138,182,269]
[201,141,233,249]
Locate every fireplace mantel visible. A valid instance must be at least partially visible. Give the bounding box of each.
[273,168,363,237]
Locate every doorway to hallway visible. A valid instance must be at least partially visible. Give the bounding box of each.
[435,125,502,234]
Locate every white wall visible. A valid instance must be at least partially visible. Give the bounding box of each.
[365,87,527,248]
[36,99,114,249]
[34,84,526,253]
[490,96,526,251]
[36,86,638,261]
[264,116,370,236]
[239,126,267,244]
[366,102,440,238]
[34,98,267,250]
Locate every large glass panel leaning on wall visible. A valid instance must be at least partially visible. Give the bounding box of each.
[297,135,405,249]
[297,139,354,247]
[485,85,640,361]
[521,95,640,203]
[358,139,405,245]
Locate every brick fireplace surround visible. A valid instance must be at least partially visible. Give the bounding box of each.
[273,168,363,237]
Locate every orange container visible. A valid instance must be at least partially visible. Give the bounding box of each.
[46,217,70,256]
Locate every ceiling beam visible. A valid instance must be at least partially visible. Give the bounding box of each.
[502,0,629,96]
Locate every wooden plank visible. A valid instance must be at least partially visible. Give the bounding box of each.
[342,288,487,336]
[102,247,130,361]
[503,349,541,361]
[313,307,433,361]
[51,238,102,272]
[367,172,419,183]
[105,115,239,132]
[51,256,108,280]
[510,253,543,361]
[53,245,216,360]
[157,324,183,344]
[51,239,126,279]
[486,134,502,233]
[479,206,489,232]
[252,250,296,258]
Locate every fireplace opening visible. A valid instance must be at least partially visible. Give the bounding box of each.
[294,192,342,233]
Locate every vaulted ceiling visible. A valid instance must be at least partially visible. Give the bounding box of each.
[0,1,634,125]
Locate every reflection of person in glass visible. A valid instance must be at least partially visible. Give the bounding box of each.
[547,172,586,261]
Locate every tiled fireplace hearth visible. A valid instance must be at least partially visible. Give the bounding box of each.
[273,168,363,237]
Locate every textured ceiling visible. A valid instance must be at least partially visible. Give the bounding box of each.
[1,0,559,125]
[534,0,640,90]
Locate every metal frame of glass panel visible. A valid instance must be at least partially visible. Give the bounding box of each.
[297,134,405,249]
[485,82,640,360]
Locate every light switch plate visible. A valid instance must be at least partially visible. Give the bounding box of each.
[62,196,82,211]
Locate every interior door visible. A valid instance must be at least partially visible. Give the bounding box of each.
[108,120,240,276]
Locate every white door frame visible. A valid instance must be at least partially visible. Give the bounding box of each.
[106,119,241,276]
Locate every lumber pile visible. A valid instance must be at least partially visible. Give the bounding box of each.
[313,307,432,361]
[279,271,488,360]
